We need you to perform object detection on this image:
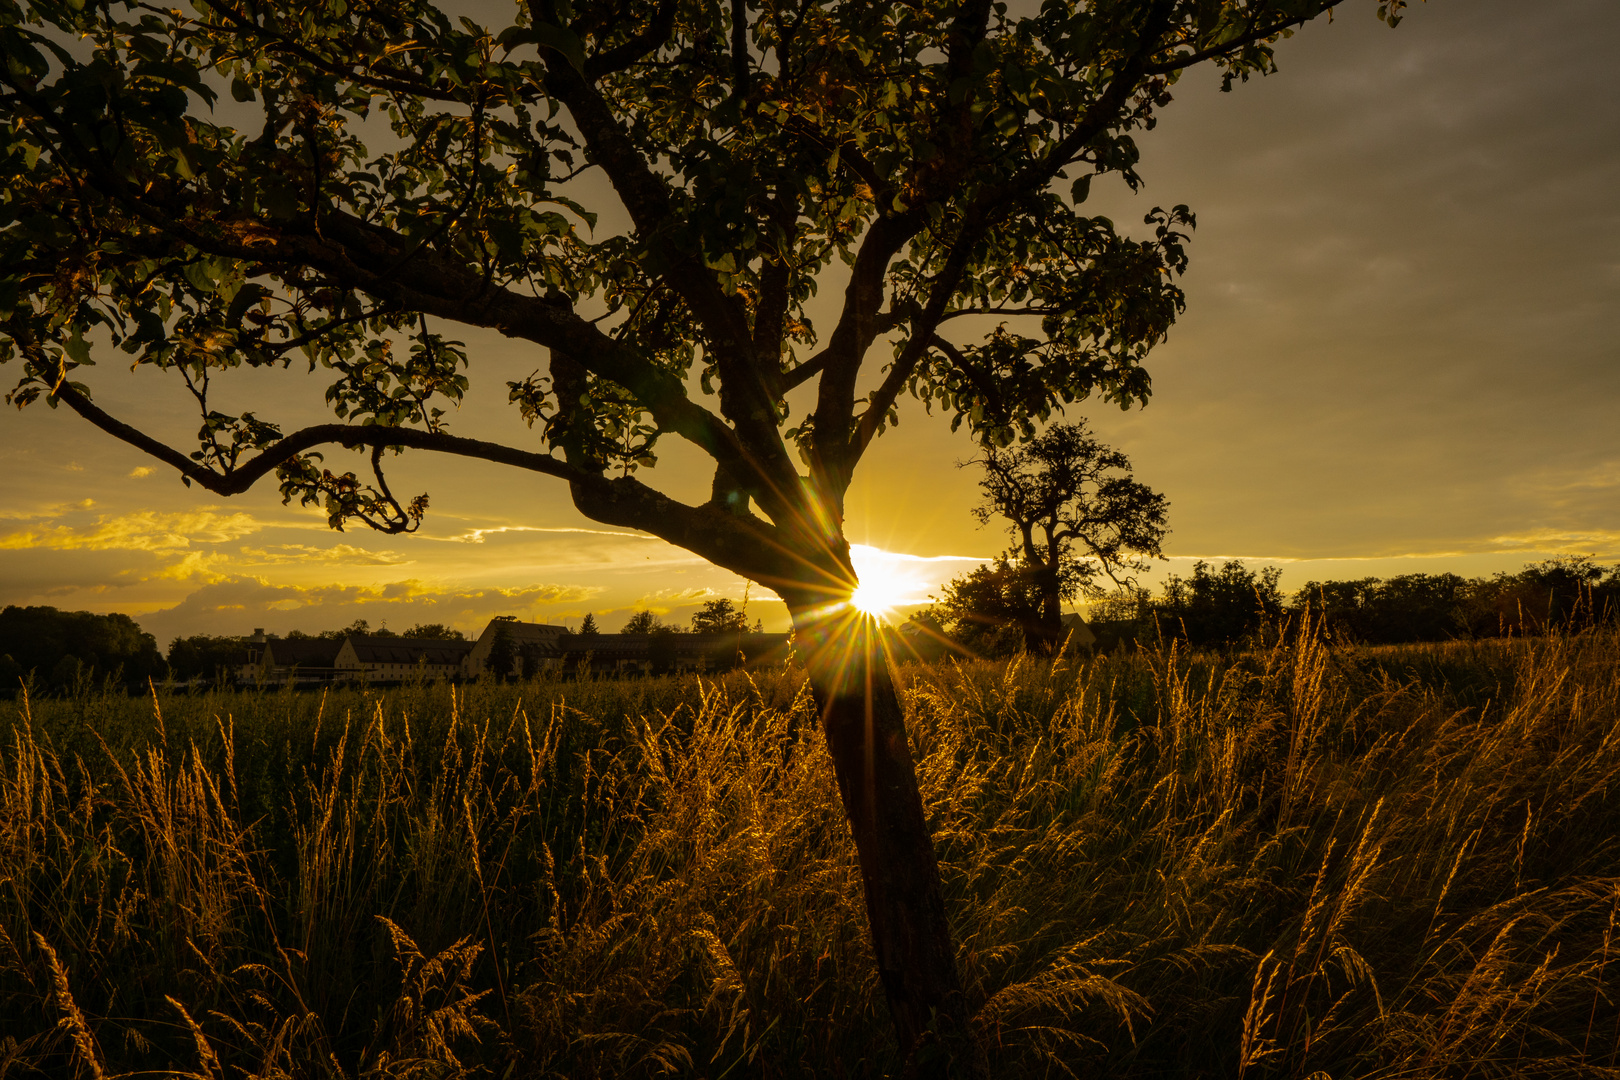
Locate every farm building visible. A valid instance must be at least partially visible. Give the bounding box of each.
[335,636,473,682]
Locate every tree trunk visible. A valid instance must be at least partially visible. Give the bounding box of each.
[788,599,987,1078]
[1032,562,1066,652]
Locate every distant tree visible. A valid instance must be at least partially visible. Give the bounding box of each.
[691,599,752,634]
[1294,573,1470,643]
[485,621,517,680]
[0,653,22,695]
[620,611,665,635]
[166,634,251,685]
[923,555,1046,656]
[319,618,394,639]
[1158,560,1284,646]
[578,613,600,637]
[970,422,1168,650]
[1083,584,1156,652]
[518,641,544,679]
[402,623,464,640]
[0,606,162,692]
[1461,556,1617,637]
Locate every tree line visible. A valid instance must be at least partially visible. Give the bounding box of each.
[921,555,1620,655]
[1,598,768,694]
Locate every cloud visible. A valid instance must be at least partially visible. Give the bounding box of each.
[129,466,155,478]
[0,509,262,553]
[1480,529,1620,557]
[496,583,600,603]
[140,550,234,584]
[238,543,411,566]
[436,524,656,544]
[635,586,723,604]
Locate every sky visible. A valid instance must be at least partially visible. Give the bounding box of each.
[2,0,1617,644]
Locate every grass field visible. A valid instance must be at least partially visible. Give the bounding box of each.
[2,624,1618,1078]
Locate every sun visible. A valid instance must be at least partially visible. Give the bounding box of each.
[848,580,897,618]
[845,545,934,620]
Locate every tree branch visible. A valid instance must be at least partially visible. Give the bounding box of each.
[583,0,680,80]
[849,221,986,460]
[49,368,813,584]
[1143,3,1346,76]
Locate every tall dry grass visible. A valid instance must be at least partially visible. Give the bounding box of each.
[1,625,1617,1078]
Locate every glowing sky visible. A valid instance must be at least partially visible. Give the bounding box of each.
[2,0,1617,644]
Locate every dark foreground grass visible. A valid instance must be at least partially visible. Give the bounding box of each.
[2,626,1618,1078]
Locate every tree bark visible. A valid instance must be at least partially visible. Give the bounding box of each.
[787,598,987,1078]
[1032,562,1067,653]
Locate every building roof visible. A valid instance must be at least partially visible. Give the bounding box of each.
[262,638,343,668]
[555,632,792,663]
[346,636,473,665]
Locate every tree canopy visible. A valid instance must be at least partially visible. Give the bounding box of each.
[0,0,1409,1066]
[690,596,754,632]
[0,604,163,691]
[0,0,1402,608]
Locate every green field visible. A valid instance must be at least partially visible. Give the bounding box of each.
[3,626,1618,1078]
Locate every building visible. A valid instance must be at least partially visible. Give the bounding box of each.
[554,631,793,675]
[335,636,473,682]
[1059,613,1099,649]
[463,621,570,678]
[258,637,345,684]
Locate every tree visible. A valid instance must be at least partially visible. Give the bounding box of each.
[577,612,599,636]
[922,554,1045,656]
[969,421,1167,650]
[690,597,752,633]
[0,0,1399,1065]
[484,620,517,680]
[0,605,163,690]
[318,617,394,639]
[402,622,464,640]
[167,632,251,685]
[620,610,665,635]
[1158,559,1284,646]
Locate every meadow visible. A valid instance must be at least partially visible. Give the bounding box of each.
[2,624,1617,1079]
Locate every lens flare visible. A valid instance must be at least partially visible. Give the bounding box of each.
[848,582,893,617]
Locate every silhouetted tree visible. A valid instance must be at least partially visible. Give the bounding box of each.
[620,611,665,635]
[1158,560,1284,646]
[970,422,1167,650]
[0,606,162,692]
[922,555,1046,656]
[578,613,600,636]
[0,0,1401,1059]
[518,641,544,679]
[691,598,752,634]
[167,634,251,686]
[1469,556,1616,635]
[485,620,517,680]
[1295,573,1471,643]
[318,618,396,640]
[402,623,464,640]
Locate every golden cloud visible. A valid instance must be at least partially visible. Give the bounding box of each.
[440,524,653,544]
[238,543,411,566]
[0,509,262,552]
[129,466,156,479]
